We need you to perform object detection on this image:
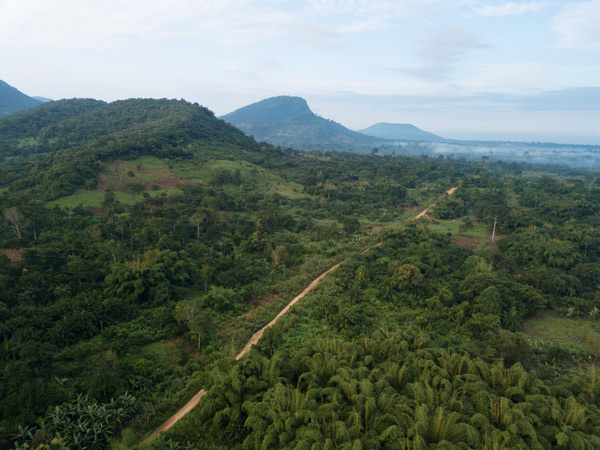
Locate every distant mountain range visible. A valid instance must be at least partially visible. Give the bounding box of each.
[220,96,391,152]
[33,96,53,103]
[360,122,443,142]
[221,96,444,152]
[0,80,43,117]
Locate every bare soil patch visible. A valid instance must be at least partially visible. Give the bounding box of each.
[0,249,23,265]
[96,163,196,191]
[451,234,501,252]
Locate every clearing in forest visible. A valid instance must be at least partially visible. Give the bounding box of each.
[0,248,22,265]
[520,311,600,359]
[47,156,307,209]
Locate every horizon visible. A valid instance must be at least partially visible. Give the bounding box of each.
[2,1,600,145]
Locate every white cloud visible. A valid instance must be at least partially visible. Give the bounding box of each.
[308,0,471,32]
[398,26,491,81]
[458,62,554,92]
[553,1,600,50]
[308,0,467,16]
[291,21,342,47]
[471,1,550,17]
[0,0,293,48]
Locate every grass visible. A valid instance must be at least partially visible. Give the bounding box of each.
[98,156,174,190]
[520,311,600,357]
[47,154,311,210]
[47,188,182,209]
[427,217,490,239]
[173,158,309,198]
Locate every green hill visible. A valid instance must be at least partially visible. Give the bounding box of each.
[221,96,386,152]
[0,80,42,117]
[360,122,444,141]
[0,98,261,200]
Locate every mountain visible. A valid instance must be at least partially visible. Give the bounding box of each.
[0,80,43,116]
[33,96,53,103]
[359,122,444,142]
[221,96,386,152]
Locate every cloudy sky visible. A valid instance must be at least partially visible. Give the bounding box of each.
[1,0,599,143]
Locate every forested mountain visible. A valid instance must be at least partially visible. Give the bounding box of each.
[221,96,386,152]
[0,80,42,117]
[2,97,600,450]
[360,122,444,142]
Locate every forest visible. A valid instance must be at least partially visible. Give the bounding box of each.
[1,99,600,449]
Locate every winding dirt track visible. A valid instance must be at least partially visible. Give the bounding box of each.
[412,187,457,221]
[139,187,457,445]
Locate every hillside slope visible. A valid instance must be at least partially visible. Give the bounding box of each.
[0,80,42,116]
[360,122,444,142]
[0,98,262,199]
[221,96,386,152]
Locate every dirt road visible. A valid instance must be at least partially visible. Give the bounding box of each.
[235,263,341,360]
[412,187,457,221]
[139,389,207,446]
[139,186,457,445]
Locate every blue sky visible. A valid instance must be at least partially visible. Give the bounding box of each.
[1,0,599,143]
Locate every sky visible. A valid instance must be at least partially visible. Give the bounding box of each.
[1,0,600,144]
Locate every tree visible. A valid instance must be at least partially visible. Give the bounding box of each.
[190,207,211,239]
[270,244,289,275]
[174,299,211,350]
[459,216,473,235]
[4,206,23,238]
[199,263,214,293]
[124,182,145,205]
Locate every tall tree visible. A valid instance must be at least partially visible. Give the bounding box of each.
[3,206,23,238]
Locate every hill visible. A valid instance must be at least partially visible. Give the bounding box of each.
[360,122,444,141]
[221,96,386,152]
[0,80,42,116]
[0,97,262,200]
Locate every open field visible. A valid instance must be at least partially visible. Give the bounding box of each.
[520,311,600,358]
[47,156,310,209]
[46,188,182,209]
[426,216,490,239]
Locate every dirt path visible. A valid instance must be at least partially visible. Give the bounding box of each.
[139,389,207,446]
[235,263,341,360]
[140,186,457,445]
[412,187,457,221]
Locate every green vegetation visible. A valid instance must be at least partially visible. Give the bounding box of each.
[426,217,490,239]
[1,98,600,450]
[521,312,600,359]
